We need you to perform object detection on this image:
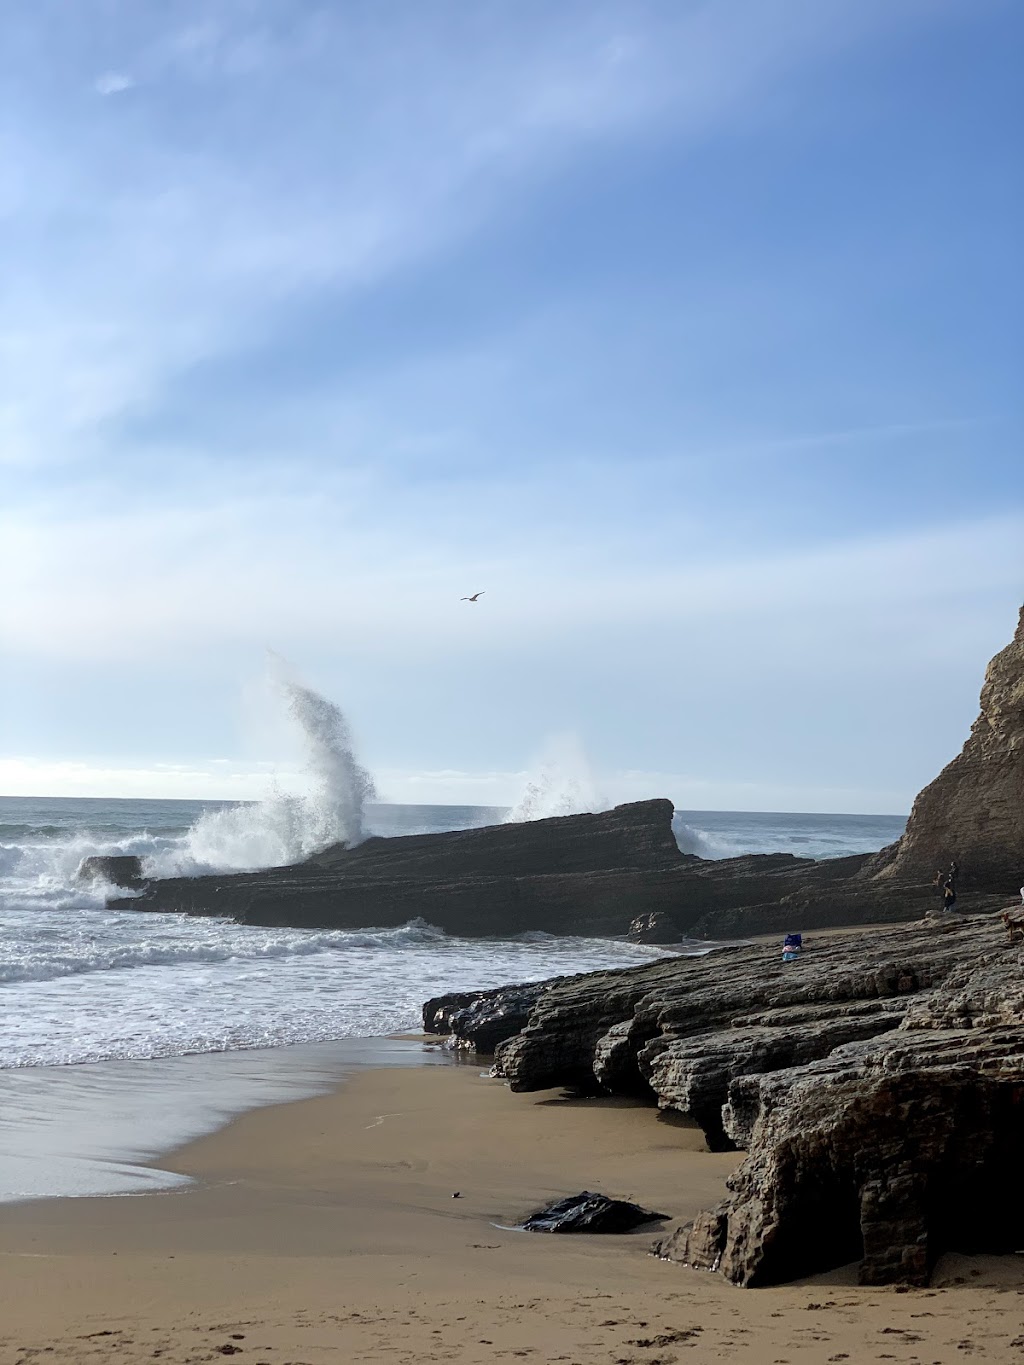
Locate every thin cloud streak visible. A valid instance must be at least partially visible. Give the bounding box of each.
[2,0,933,468]
[3,492,1020,660]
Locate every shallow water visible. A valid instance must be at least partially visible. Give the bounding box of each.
[0,1036,451,1203]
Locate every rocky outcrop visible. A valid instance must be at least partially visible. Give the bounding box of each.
[867,605,1024,889]
[423,979,562,1053]
[522,1192,669,1234]
[627,911,683,943]
[113,798,912,937]
[666,1019,1024,1286]
[427,915,1024,1284]
[78,855,147,888]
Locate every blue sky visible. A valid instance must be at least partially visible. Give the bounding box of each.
[1,0,1021,812]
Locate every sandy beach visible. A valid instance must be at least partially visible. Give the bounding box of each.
[1,1058,1021,1365]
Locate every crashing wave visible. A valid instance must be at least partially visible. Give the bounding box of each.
[145,674,376,877]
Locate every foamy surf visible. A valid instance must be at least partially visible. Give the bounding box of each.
[0,900,670,1069]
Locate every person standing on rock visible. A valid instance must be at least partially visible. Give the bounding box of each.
[942,877,958,913]
[948,859,960,890]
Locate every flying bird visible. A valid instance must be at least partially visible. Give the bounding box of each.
[460,591,485,602]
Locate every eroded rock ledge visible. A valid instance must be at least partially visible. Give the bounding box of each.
[424,916,1024,1286]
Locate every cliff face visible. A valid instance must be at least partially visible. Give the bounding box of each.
[870,606,1024,888]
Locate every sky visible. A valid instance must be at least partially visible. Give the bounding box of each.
[1,0,1021,814]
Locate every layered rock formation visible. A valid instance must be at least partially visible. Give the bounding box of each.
[425,916,1024,1286]
[867,605,1024,889]
[113,799,910,937]
[78,854,147,888]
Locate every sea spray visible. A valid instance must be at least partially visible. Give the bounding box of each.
[280,679,377,849]
[504,735,607,823]
[144,674,376,876]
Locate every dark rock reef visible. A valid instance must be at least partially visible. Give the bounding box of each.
[426,915,1024,1286]
[418,609,1024,1286]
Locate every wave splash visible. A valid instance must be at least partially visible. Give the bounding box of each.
[146,677,377,877]
[504,735,607,824]
[672,818,738,859]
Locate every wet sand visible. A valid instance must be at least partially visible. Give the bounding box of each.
[0,1062,1021,1364]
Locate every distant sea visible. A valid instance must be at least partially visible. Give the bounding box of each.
[0,796,906,1072]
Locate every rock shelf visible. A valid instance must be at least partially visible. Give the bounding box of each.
[425,915,1024,1285]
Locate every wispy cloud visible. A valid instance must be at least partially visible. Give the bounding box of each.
[93,72,135,95]
[3,468,1019,660]
[1,0,933,468]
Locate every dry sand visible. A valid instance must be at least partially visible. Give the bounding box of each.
[0,1061,1021,1364]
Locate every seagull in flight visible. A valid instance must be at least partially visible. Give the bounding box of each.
[460,591,485,602]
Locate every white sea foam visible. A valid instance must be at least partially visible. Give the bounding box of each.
[0,916,448,986]
[0,900,669,1068]
[505,734,607,823]
[0,829,176,911]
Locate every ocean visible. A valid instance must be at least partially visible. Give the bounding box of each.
[0,795,906,1073]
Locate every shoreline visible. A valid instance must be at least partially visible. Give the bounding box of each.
[0,918,949,1208]
[0,1034,454,1204]
[0,1058,1022,1363]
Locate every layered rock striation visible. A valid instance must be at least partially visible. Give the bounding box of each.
[425,916,1024,1285]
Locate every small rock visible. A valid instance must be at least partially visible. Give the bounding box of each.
[522,1191,669,1234]
[626,911,681,944]
[77,855,147,888]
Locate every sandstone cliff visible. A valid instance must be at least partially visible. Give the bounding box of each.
[869,605,1024,887]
